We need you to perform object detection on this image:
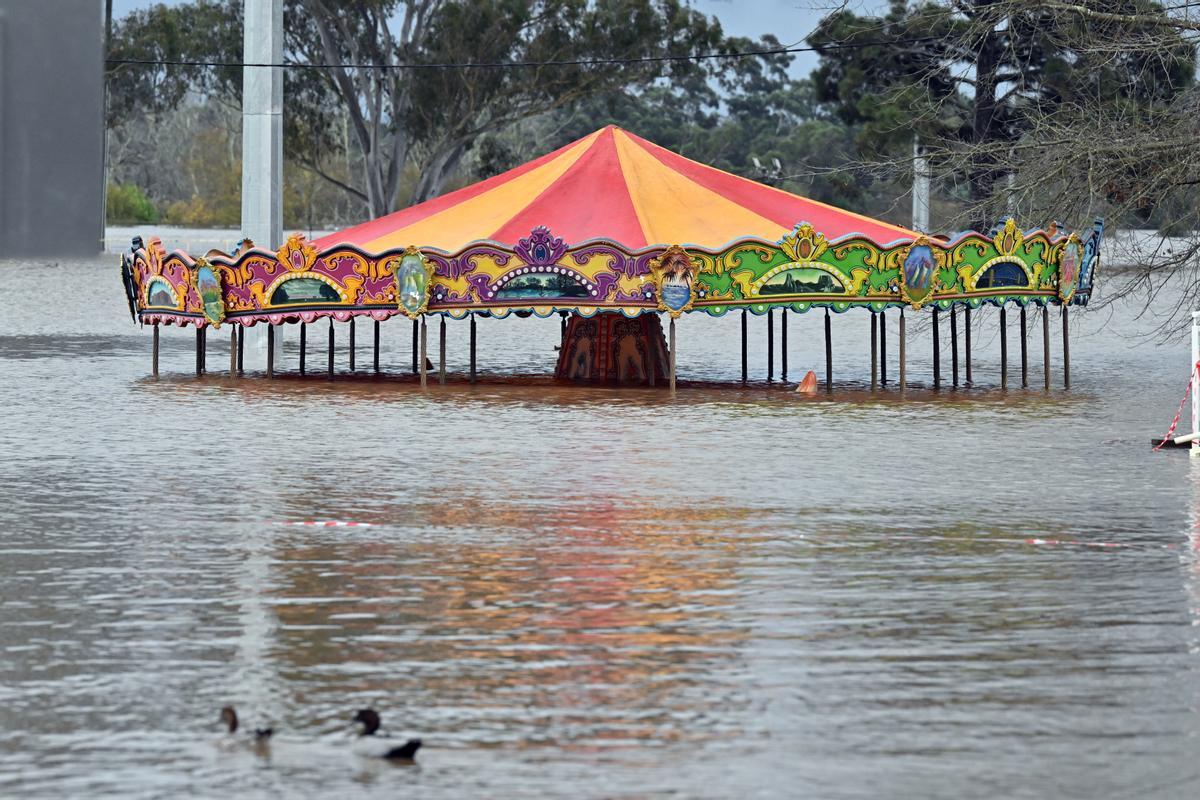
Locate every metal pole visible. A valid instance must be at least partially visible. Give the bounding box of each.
[469,313,477,384]
[299,322,306,375]
[195,327,203,376]
[348,317,356,372]
[266,324,274,378]
[880,310,888,385]
[241,0,283,373]
[373,319,380,373]
[419,317,428,387]
[950,306,959,387]
[669,317,677,392]
[1043,306,1051,390]
[741,309,748,382]
[1191,310,1199,454]
[824,307,832,391]
[1000,307,1008,389]
[327,318,334,377]
[1020,306,1028,387]
[870,311,878,390]
[898,309,906,393]
[912,138,931,233]
[1062,305,1070,389]
[411,318,418,374]
[438,316,447,385]
[229,327,237,376]
[965,307,973,384]
[767,308,774,382]
[152,323,159,377]
[932,307,941,389]
[237,326,244,375]
[781,309,788,381]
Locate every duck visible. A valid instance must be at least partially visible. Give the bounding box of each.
[219,705,274,741]
[353,708,422,761]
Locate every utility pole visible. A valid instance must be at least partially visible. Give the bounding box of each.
[242,0,283,368]
[912,138,931,234]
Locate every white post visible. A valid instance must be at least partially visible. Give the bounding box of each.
[912,138,931,234]
[1191,310,1199,455]
[242,0,283,371]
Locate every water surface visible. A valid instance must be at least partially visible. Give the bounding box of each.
[1,249,1199,798]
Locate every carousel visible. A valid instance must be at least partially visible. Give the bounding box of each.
[120,125,1101,390]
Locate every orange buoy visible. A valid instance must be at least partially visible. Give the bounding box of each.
[796,370,818,393]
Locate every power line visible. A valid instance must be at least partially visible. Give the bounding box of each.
[105,37,937,71]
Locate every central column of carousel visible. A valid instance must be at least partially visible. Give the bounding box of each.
[554,311,671,386]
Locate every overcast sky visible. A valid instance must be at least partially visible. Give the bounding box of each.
[109,0,879,76]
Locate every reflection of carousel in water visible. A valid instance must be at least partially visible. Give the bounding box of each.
[555,312,670,385]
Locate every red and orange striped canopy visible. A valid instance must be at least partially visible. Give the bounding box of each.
[316,125,914,253]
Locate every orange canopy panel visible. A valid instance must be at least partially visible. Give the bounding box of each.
[315,125,915,253]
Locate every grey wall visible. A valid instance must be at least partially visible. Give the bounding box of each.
[0,0,104,257]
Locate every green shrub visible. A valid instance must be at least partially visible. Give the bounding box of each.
[107,182,159,224]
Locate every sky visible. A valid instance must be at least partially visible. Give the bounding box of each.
[109,0,879,77]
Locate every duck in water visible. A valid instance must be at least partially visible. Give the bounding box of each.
[353,708,422,761]
[219,706,274,741]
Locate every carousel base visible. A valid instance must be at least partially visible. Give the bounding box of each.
[554,312,670,385]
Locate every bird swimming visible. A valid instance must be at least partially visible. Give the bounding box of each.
[219,705,274,741]
[353,708,422,761]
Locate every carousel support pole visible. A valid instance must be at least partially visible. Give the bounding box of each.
[1062,305,1071,389]
[950,306,959,387]
[669,317,677,393]
[880,310,888,385]
[229,328,237,376]
[781,309,788,382]
[195,327,203,376]
[411,318,418,374]
[741,309,748,382]
[767,308,774,382]
[870,312,878,390]
[419,317,428,387]
[1042,306,1051,390]
[932,307,941,389]
[965,307,973,385]
[348,318,356,372]
[237,326,244,374]
[1000,307,1009,389]
[1020,306,1028,387]
[327,318,334,378]
[824,307,833,392]
[438,316,447,385]
[898,309,907,393]
[373,320,380,374]
[469,313,477,384]
[299,322,306,375]
[560,312,566,346]
[266,324,275,378]
[152,323,159,377]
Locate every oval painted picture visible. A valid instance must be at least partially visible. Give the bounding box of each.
[1060,241,1081,297]
[396,253,429,315]
[659,250,694,313]
[196,264,225,326]
[903,244,936,293]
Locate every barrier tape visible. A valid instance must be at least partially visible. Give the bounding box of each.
[1153,360,1200,452]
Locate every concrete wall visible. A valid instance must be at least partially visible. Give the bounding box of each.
[0,0,104,257]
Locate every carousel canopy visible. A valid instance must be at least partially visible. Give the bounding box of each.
[315,125,915,252]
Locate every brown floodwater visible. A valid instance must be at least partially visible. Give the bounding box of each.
[2,252,1199,798]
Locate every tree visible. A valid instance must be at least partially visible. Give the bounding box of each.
[107,0,753,219]
[808,0,1195,229]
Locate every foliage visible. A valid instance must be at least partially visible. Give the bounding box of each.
[106,182,159,224]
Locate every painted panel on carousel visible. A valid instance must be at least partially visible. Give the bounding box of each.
[144,277,179,309]
[897,236,945,308]
[393,247,434,318]
[270,276,342,305]
[194,259,226,327]
[650,245,697,317]
[1058,234,1082,303]
[1076,219,1103,302]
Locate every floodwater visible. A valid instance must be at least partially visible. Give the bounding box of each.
[2,240,1200,799]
